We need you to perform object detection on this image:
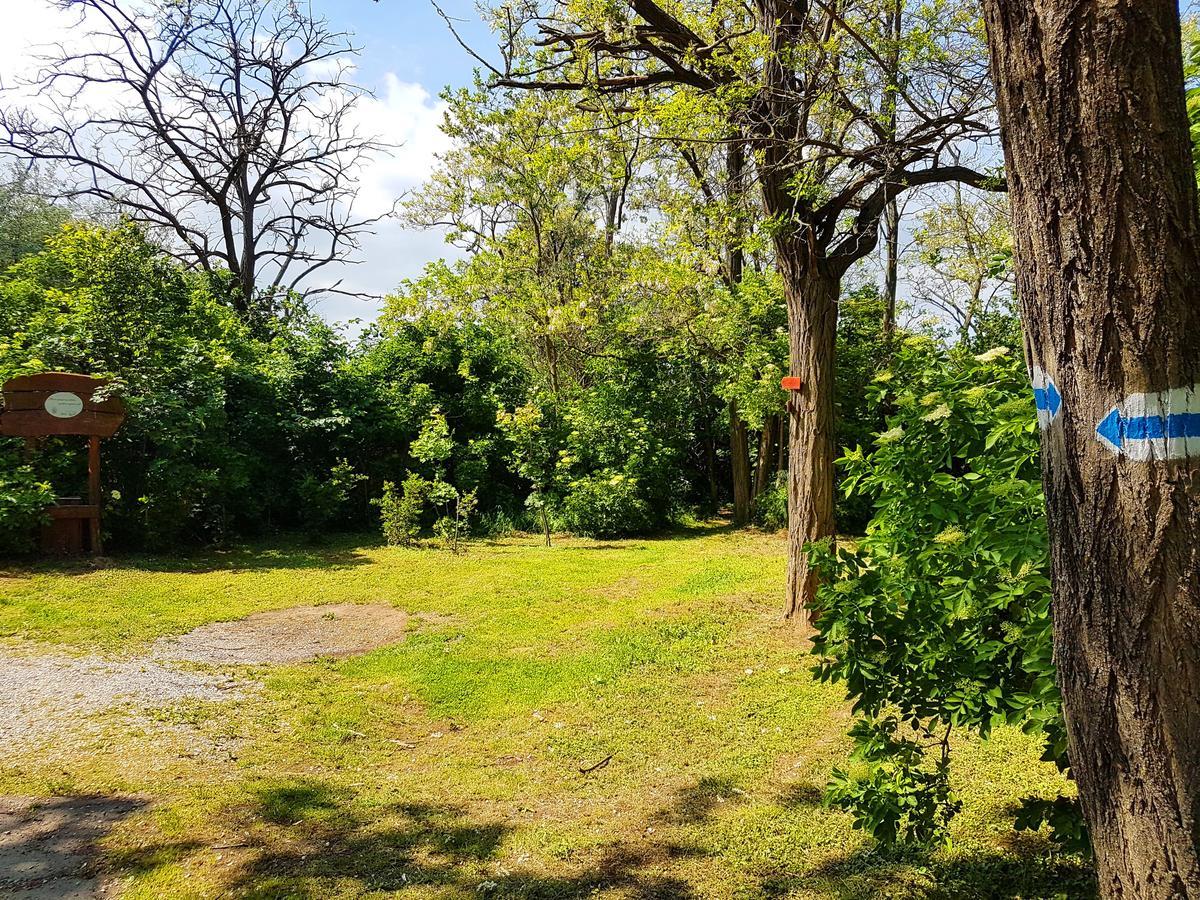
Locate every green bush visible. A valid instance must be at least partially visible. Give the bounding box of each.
[297,459,365,538]
[810,339,1077,850]
[0,465,55,554]
[754,471,788,530]
[376,473,428,546]
[563,473,653,538]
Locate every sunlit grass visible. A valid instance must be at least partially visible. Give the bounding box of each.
[0,526,1092,898]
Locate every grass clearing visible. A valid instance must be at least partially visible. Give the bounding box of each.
[0,526,1093,898]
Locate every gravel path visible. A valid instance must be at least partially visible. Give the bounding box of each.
[0,603,419,897]
[0,649,240,752]
[151,602,410,665]
[0,603,414,753]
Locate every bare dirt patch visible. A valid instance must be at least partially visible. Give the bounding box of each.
[152,603,411,665]
[0,795,143,898]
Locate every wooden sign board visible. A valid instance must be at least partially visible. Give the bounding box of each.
[0,373,126,437]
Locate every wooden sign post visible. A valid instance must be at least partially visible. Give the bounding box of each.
[0,373,126,554]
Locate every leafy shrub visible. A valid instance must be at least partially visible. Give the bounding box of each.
[497,399,566,546]
[376,473,428,546]
[477,509,517,538]
[0,464,55,554]
[433,488,477,553]
[754,471,788,530]
[811,339,1077,849]
[297,459,365,537]
[563,473,653,538]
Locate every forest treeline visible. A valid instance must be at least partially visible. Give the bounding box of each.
[0,179,1014,551]
[0,70,1023,553]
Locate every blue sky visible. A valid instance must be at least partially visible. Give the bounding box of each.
[301,0,499,325]
[309,1,493,96]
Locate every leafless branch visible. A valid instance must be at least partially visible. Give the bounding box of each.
[0,0,392,314]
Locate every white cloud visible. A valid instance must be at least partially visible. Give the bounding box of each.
[0,1,76,89]
[352,74,453,217]
[315,74,461,327]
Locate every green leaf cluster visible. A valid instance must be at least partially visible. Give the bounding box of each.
[810,339,1078,849]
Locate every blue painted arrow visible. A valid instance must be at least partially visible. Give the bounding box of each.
[1033,380,1061,418]
[1096,408,1200,450]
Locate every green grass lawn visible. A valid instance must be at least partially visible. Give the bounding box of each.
[0,526,1093,899]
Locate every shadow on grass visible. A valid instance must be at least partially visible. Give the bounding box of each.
[776,781,826,808]
[0,534,377,577]
[218,779,701,899]
[0,794,165,895]
[89,774,1098,899]
[657,776,742,826]
[760,837,1096,900]
[765,782,1095,898]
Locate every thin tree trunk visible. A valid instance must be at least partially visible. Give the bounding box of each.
[883,200,899,341]
[782,264,839,621]
[730,401,753,526]
[982,2,1200,895]
[726,137,752,528]
[705,434,721,510]
[726,139,745,286]
[755,415,777,498]
[882,0,902,344]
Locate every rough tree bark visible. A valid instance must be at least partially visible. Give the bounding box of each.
[730,400,754,526]
[780,258,839,621]
[981,2,1200,896]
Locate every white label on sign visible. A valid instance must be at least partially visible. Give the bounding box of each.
[44,391,84,418]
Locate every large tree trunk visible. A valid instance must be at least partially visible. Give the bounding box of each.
[781,262,839,620]
[981,2,1200,896]
[730,401,753,526]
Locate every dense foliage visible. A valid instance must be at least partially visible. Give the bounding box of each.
[0,218,794,549]
[811,340,1076,848]
[0,223,530,549]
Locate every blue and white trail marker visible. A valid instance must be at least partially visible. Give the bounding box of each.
[1031,366,1063,429]
[1095,385,1200,461]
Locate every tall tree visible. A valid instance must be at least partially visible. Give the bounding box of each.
[480,0,1001,617]
[405,85,640,396]
[0,165,70,269]
[981,1,1200,895]
[0,0,386,313]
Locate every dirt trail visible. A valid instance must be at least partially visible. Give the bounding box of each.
[151,602,410,665]
[1,603,413,753]
[0,603,417,897]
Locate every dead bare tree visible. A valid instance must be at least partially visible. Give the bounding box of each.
[467,0,1002,618]
[0,0,390,315]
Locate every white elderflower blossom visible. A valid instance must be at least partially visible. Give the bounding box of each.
[974,346,1011,363]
